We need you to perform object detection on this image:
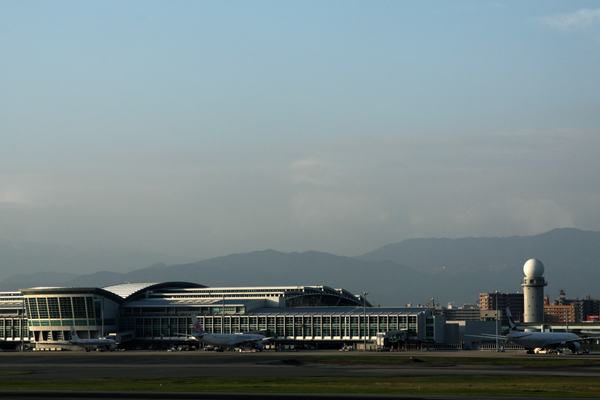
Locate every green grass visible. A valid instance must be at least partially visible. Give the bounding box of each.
[294,355,600,368]
[1,376,600,397]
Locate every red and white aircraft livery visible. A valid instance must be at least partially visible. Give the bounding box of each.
[69,327,117,352]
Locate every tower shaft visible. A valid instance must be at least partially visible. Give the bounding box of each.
[521,276,547,323]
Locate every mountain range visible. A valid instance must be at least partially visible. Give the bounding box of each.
[1,228,598,306]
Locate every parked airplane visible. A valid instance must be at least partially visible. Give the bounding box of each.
[477,309,586,354]
[69,327,117,352]
[187,316,270,350]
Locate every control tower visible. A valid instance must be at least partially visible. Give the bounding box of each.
[521,259,547,323]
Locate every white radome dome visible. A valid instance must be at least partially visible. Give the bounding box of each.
[523,258,544,278]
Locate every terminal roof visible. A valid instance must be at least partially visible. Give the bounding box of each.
[102,282,206,302]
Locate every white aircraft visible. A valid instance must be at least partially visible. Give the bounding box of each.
[480,309,586,354]
[69,327,117,352]
[188,316,270,351]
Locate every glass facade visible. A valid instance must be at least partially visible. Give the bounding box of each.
[25,296,101,326]
[116,310,431,342]
[18,288,121,343]
[12,284,435,348]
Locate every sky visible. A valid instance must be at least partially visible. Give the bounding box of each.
[1,1,600,265]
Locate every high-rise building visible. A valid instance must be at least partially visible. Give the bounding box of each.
[479,292,524,325]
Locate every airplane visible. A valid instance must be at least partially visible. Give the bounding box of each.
[475,309,587,354]
[69,327,117,352]
[186,316,270,351]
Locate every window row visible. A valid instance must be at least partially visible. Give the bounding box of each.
[25,297,101,320]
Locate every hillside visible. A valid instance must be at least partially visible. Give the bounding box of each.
[357,228,600,303]
[61,250,430,307]
[1,228,598,306]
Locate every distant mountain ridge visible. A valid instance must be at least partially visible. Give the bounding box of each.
[0,241,197,277]
[1,228,598,306]
[358,228,600,273]
[357,228,600,303]
[59,250,427,307]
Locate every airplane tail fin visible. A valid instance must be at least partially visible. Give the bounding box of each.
[70,327,80,341]
[191,315,207,337]
[506,308,518,332]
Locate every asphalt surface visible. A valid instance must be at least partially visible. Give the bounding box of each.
[1,350,599,400]
[1,349,599,380]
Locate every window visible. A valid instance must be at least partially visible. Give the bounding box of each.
[60,297,73,318]
[37,298,49,319]
[48,298,60,319]
[86,297,95,319]
[72,297,87,318]
[27,299,39,319]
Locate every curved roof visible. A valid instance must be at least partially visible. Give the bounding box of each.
[20,287,125,304]
[102,282,206,302]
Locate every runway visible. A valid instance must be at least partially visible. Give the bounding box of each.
[1,350,599,400]
[1,349,599,380]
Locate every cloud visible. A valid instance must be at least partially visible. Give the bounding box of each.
[285,154,391,241]
[541,8,600,31]
[0,188,31,205]
[287,156,339,187]
[0,174,52,206]
[1,128,599,261]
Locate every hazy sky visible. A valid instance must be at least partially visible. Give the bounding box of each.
[2,1,600,262]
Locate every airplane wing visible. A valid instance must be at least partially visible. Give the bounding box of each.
[574,331,600,338]
[464,333,506,340]
[231,337,269,345]
[543,337,586,346]
[227,337,270,348]
[173,333,200,340]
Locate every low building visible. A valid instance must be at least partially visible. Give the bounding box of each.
[0,292,27,349]
[543,303,577,324]
[550,290,600,323]
[433,304,481,322]
[12,282,445,350]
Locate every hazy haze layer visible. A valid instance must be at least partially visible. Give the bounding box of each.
[1,1,600,269]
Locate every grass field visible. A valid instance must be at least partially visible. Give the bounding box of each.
[1,376,600,397]
[2,355,600,397]
[296,355,600,368]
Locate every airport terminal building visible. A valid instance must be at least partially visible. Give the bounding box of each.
[0,282,445,350]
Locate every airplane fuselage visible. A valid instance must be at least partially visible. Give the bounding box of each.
[198,333,267,348]
[506,331,580,350]
[70,338,116,350]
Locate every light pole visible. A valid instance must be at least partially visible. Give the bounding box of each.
[362,292,368,351]
[495,291,500,352]
[20,296,24,352]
